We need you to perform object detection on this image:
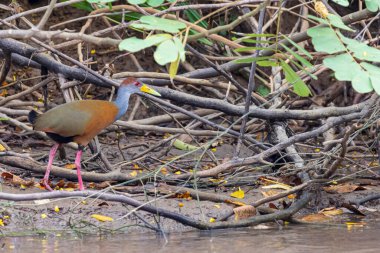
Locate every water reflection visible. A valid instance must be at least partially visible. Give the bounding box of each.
[1,224,379,253]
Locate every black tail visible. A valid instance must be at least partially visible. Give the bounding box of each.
[28,110,39,125]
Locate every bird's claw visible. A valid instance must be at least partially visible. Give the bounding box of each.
[43,180,53,191]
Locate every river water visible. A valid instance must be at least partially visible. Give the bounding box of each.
[1,223,380,253]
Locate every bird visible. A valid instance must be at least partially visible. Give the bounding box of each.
[28,77,160,191]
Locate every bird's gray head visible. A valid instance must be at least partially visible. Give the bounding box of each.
[119,77,161,96]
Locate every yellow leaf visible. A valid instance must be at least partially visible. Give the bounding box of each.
[174,171,181,175]
[169,56,180,80]
[4,216,9,219]
[129,171,137,177]
[0,90,8,97]
[230,187,245,199]
[346,221,366,231]
[178,202,184,208]
[41,214,47,219]
[160,167,168,175]
[314,148,320,152]
[54,206,60,213]
[0,144,6,151]
[214,204,221,209]
[211,148,217,152]
[209,178,227,184]
[91,214,114,222]
[0,219,4,226]
[209,217,216,223]
[64,164,76,170]
[320,208,343,216]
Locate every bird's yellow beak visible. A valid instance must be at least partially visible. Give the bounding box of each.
[140,84,161,96]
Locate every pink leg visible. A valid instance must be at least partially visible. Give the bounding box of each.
[75,149,85,191]
[44,143,60,191]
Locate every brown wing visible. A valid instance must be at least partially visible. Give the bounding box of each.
[34,100,119,144]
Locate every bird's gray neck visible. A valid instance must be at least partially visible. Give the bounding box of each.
[114,87,133,120]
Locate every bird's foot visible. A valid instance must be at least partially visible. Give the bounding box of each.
[78,184,85,191]
[43,180,53,191]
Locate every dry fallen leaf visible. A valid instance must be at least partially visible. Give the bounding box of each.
[224,199,246,206]
[262,183,292,190]
[261,189,281,198]
[233,205,256,221]
[323,183,366,194]
[1,172,34,187]
[91,214,114,222]
[319,207,343,216]
[300,213,332,223]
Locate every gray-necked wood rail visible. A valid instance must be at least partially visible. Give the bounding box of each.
[28,77,160,191]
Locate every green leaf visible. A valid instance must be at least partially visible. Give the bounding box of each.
[188,29,213,45]
[340,34,380,62]
[154,40,178,65]
[234,56,271,64]
[184,9,208,29]
[244,33,276,38]
[361,62,380,93]
[326,14,355,31]
[365,0,380,12]
[119,34,171,52]
[323,53,359,81]
[257,60,279,67]
[242,39,275,44]
[280,60,311,97]
[307,15,329,25]
[351,69,373,93]
[280,43,313,68]
[256,85,270,97]
[132,16,186,33]
[289,58,318,80]
[323,54,374,94]
[66,0,93,11]
[307,27,345,53]
[127,0,146,4]
[331,0,349,7]
[87,0,117,3]
[283,35,313,59]
[147,0,164,7]
[235,47,274,52]
[173,37,185,62]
